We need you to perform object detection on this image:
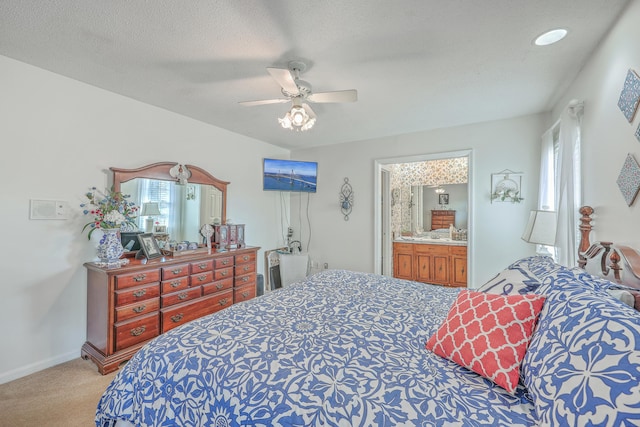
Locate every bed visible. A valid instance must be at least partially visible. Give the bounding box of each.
[96,207,640,426]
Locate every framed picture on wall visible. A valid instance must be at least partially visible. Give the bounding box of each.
[438,193,449,205]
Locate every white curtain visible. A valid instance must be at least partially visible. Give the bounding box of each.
[539,100,583,266]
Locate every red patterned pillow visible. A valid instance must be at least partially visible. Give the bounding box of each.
[426,290,545,393]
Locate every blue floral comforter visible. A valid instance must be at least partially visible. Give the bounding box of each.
[96,270,536,426]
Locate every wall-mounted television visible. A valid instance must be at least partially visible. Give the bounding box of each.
[263,158,318,193]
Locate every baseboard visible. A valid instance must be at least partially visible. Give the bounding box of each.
[0,350,79,385]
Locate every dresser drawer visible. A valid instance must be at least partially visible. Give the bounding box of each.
[190,259,213,273]
[202,277,234,295]
[414,244,449,255]
[393,243,414,253]
[213,266,233,281]
[190,271,214,286]
[235,261,256,276]
[115,270,161,290]
[235,272,256,287]
[213,256,234,269]
[161,290,233,332]
[450,246,467,256]
[161,263,190,280]
[115,298,160,323]
[161,286,202,307]
[114,313,159,352]
[235,252,255,265]
[115,283,160,307]
[161,277,190,294]
[234,283,256,303]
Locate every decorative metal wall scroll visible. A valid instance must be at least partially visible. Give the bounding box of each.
[340,177,353,220]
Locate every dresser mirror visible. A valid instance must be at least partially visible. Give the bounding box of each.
[111,162,228,244]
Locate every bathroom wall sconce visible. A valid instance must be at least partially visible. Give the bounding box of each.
[170,164,191,185]
[340,177,354,220]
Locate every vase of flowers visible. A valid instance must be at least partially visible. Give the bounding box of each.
[81,187,138,265]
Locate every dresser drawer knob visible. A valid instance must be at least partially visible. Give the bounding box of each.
[197,263,207,270]
[221,271,228,276]
[133,274,147,282]
[222,259,229,265]
[170,281,181,288]
[133,289,147,298]
[197,274,207,282]
[241,291,249,298]
[243,255,249,261]
[171,313,184,323]
[241,276,249,282]
[178,292,188,300]
[132,305,146,313]
[219,298,229,306]
[130,326,146,336]
[243,266,250,272]
[171,268,183,275]
[216,283,223,289]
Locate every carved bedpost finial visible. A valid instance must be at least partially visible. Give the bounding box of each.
[578,206,594,268]
[610,250,622,282]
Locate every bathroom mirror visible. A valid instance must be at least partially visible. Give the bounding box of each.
[112,162,228,243]
[403,184,469,234]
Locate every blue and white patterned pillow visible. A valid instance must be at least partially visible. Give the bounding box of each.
[477,267,542,295]
[522,271,640,425]
[507,255,563,281]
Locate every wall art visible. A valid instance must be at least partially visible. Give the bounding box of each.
[617,69,640,123]
[616,154,640,206]
[491,170,523,203]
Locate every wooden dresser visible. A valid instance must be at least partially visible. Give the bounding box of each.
[82,246,260,374]
[431,210,456,230]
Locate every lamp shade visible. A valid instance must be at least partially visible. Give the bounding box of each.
[522,210,557,246]
[140,202,161,216]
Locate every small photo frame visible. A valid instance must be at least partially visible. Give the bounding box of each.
[154,225,167,233]
[438,193,449,205]
[137,233,163,259]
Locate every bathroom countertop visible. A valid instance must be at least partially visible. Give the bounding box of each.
[394,236,467,246]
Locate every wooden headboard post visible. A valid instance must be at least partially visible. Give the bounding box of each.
[577,205,594,268]
[576,206,640,306]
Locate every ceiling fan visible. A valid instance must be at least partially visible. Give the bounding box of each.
[239,60,357,131]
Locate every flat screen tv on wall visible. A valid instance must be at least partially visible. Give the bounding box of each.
[263,158,318,193]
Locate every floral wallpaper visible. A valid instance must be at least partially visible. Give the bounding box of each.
[390,157,468,236]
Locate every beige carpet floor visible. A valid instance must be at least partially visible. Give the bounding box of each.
[0,358,117,427]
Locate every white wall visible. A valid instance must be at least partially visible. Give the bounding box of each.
[550,0,640,247]
[0,55,289,383]
[291,113,547,286]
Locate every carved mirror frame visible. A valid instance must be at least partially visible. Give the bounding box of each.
[111,162,228,225]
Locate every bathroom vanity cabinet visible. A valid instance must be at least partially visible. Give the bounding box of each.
[393,241,466,287]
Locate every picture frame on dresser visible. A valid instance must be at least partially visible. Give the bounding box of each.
[138,233,163,259]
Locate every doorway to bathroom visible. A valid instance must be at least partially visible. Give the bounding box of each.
[374,150,472,284]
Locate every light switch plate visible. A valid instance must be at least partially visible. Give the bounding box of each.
[30,199,69,220]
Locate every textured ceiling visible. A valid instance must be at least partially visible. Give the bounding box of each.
[0,0,630,150]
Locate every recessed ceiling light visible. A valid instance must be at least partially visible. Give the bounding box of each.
[534,28,568,46]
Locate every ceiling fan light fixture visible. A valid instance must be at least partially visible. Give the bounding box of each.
[278,105,315,131]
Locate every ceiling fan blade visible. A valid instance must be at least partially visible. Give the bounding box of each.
[267,67,300,95]
[307,89,357,103]
[238,98,290,107]
[302,103,317,119]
